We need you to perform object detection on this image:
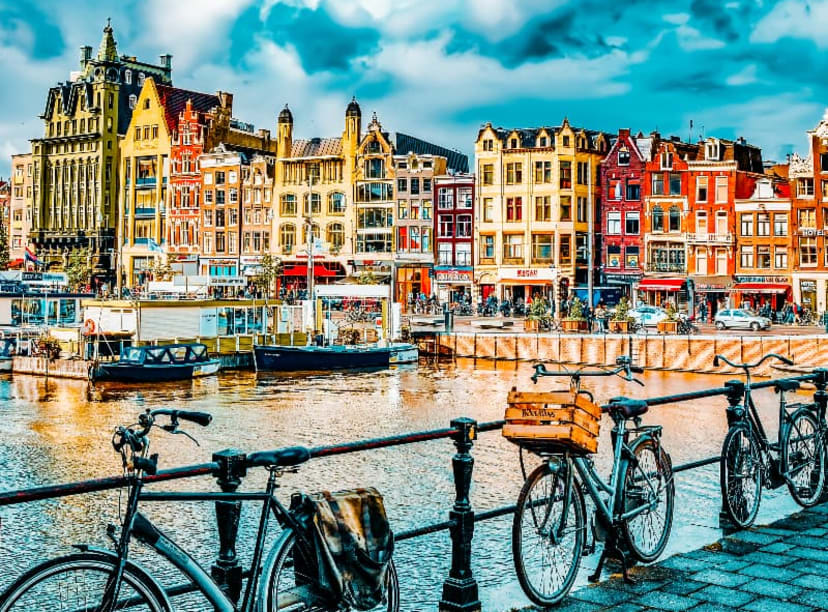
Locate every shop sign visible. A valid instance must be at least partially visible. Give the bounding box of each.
[434,268,473,283]
[239,256,261,265]
[799,229,827,236]
[22,272,68,285]
[605,273,643,282]
[208,276,246,287]
[735,275,790,283]
[499,268,557,282]
[800,280,817,291]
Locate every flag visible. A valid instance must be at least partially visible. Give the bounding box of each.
[147,238,164,253]
[24,247,42,268]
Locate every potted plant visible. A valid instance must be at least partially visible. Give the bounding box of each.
[562,297,588,332]
[657,302,679,334]
[37,334,62,359]
[609,297,635,333]
[524,296,550,332]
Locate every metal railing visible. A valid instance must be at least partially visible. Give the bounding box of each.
[0,369,826,611]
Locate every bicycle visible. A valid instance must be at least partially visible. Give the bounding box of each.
[509,357,674,607]
[715,353,826,529]
[0,408,399,611]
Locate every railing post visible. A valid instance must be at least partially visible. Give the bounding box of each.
[211,448,247,603]
[440,417,481,612]
[720,379,745,528]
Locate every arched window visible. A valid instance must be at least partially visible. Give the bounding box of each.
[328,192,346,214]
[280,224,295,253]
[669,205,681,232]
[303,192,321,215]
[280,194,297,216]
[144,98,150,110]
[128,94,137,110]
[652,206,664,232]
[124,69,132,85]
[303,223,320,245]
[138,72,145,86]
[365,158,384,178]
[327,222,345,249]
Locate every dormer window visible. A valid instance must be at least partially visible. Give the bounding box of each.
[510,138,518,148]
[138,73,145,86]
[706,141,720,160]
[579,137,586,148]
[144,98,150,110]
[562,135,570,147]
[124,69,132,85]
[128,94,137,110]
[618,148,630,166]
[660,152,673,170]
[482,139,493,151]
[538,136,547,147]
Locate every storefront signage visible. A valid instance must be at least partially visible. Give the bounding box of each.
[800,280,817,291]
[21,272,68,285]
[605,273,643,283]
[735,276,790,283]
[208,276,246,287]
[798,229,827,236]
[434,268,473,284]
[499,268,557,282]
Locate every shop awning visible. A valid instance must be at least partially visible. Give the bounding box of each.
[283,265,337,277]
[732,283,790,293]
[637,278,685,291]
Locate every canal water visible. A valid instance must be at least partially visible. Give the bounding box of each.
[0,361,802,610]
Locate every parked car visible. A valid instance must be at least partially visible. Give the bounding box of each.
[629,305,669,327]
[714,308,772,331]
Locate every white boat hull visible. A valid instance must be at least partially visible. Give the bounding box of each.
[193,361,222,377]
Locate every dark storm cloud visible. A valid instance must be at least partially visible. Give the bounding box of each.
[689,0,741,41]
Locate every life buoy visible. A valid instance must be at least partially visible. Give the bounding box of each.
[82,319,96,336]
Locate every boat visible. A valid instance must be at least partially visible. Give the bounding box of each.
[0,338,14,372]
[90,343,221,382]
[254,342,419,372]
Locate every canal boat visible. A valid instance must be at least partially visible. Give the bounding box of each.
[0,338,14,372]
[90,343,221,382]
[254,342,418,372]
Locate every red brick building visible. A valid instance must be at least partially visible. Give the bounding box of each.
[433,173,474,304]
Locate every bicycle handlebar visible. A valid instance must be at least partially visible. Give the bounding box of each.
[531,357,644,386]
[151,409,213,427]
[713,352,793,370]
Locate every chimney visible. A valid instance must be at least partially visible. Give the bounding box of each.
[219,91,233,111]
[80,45,92,67]
[159,54,172,70]
[618,128,630,137]
[258,128,271,141]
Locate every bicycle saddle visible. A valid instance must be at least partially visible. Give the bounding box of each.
[606,397,649,418]
[247,446,311,468]
[774,380,800,393]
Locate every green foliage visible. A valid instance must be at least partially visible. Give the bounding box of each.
[665,301,678,322]
[612,296,635,322]
[149,258,174,281]
[567,297,586,321]
[528,295,551,321]
[0,220,9,270]
[356,271,379,285]
[254,254,281,298]
[65,247,91,291]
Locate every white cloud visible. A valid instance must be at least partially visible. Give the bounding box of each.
[751,0,828,48]
[726,63,757,86]
[663,13,690,25]
[675,25,725,50]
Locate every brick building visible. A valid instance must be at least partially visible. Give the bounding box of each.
[9,154,33,264]
[433,173,474,304]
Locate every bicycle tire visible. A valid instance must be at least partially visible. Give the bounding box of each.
[512,461,584,607]
[782,409,826,508]
[620,437,675,562]
[720,424,763,529]
[0,552,170,612]
[265,529,399,611]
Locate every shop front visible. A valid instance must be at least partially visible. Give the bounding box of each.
[395,265,432,308]
[636,278,689,310]
[604,272,643,299]
[433,267,473,306]
[279,260,344,292]
[790,273,828,313]
[732,276,792,313]
[691,275,733,322]
[498,268,557,303]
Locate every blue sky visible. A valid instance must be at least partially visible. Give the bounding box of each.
[1,0,828,176]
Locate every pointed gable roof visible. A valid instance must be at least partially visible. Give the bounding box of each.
[97,20,118,62]
[154,84,220,133]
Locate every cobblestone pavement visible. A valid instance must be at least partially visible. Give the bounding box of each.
[521,503,828,611]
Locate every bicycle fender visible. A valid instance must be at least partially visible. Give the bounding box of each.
[69,546,173,610]
[254,528,295,612]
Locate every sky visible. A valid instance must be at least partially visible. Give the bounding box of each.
[1,0,828,176]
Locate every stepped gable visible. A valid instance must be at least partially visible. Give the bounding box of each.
[154,84,220,133]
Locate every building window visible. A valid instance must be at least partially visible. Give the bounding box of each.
[669,173,681,196]
[652,206,664,232]
[660,152,673,169]
[438,188,454,209]
[696,176,708,202]
[774,213,788,236]
[532,234,553,262]
[280,224,296,253]
[480,235,495,260]
[458,188,472,208]
[135,127,141,140]
[128,94,137,109]
[562,135,570,147]
[457,214,472,238]
[203,210,213,226]
[327,222,344,249]
[626,180,640,201]
[422,200,432,220]
[397,178,407,192]
[215,232,226,252]
[410,178,420,195]
[695,247,707,274]
[559,235,571,264]
[506,163,523,184]
[607,211,621,235]
[506,197,523,222]
[618,149,630,166]
[822,180,828,199]
[800,237,817,266]
[740,213,753,236]
[799,209,816,229]
[652,174,664,195]
[560,196,572,222]
[740,246,754,268]
[483,197,493,222]
[625,212,640,235]
[503,234,523,260]
[482,139,494,151]
[328,192,346,214]
[456,243,471,265]
[365,158,384,179]
[559,161,572,188]
[715,176,728,203]
[304,193,321,215]
[439,215,453,237]
[281,194,297,216]
[576,162,588,185]
[509,138,518,148]
[625,246,639,268]
[423,178,432,193]
[482,164,494,185]
[204,190,213,204]
[216,190,225,205]
[535,196,551,222]
[756,245,771,269]
[577,197,587,223]
[756,213,770,236]
[538,136,547,147]
[798,178,814,197]
[534,161,552,183]
[215,171,225,185]
[608,179,621,200]
[607,245,622,268]
[775,247,787,269]
[124,69,132,84]
[668,205,681,232]
[438,243,453,265]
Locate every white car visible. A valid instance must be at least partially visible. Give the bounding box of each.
[629,305,669,327]
[715,309,771,331]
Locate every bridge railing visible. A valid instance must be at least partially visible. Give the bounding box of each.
[0,369,826,611]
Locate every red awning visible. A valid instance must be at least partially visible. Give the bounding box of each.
[637,278,685,291]
[732,283,790,293]
[283,264,336,277]
[7,258,24,269]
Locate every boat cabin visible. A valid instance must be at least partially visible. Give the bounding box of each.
[120,343,212,365]
[0,338,14,357]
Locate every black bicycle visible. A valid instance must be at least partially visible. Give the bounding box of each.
[0,409,399,611]
[715,353,826,529]
[511,357,674,606]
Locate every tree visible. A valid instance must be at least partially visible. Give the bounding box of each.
[149,257,174,281]
[253,254,281,300]
[0,220,9,270]
[66,247,92,291]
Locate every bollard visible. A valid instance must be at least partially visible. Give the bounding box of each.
[719,380,745,529]
[211,448,247,603]
[440,417,481,612]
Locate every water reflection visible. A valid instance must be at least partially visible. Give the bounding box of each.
[0,362,804,610]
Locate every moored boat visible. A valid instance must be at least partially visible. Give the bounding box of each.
[0,338,14,372]
[254,342,418,372]
[91,343,221,382]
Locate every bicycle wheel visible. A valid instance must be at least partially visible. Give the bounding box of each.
[512,461,585,607]
[782,409,826,507]
[620,437,675,562]
[720,424,763,529]
[266,529,399,611]
[0,552,169,612]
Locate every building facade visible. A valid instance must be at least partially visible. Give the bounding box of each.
[474,119,610,307]
[433,173,474,304]
[30,22,172,282]
[9,154,33,263]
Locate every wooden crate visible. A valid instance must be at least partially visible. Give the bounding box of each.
[503,389,600,454]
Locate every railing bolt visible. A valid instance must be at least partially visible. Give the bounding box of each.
[440,417,481,612]
[211,448,247,603]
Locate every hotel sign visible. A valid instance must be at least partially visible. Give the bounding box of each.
[798,228,827,236]
[735,275,790,283]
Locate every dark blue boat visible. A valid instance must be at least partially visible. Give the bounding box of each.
[91,343,221,382]
[254,343,418,372]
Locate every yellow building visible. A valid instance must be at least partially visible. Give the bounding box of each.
[119,78,220,287]
[474,119,610,306]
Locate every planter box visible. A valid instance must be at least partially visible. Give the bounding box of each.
[657,320,678,334]
[609,320,631,333]
[524,319,540,332]
[561,319,587,332]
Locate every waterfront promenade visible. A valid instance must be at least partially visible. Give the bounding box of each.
[524,503,828,612]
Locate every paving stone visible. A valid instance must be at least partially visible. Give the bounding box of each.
[717,538,758,556]
[772,513,826,530]
[740,597,813,612]
[636,590,701,611]
[689,568,752,588]
[687,604,737,612]
[603,578,666,595]
[759,541,794,554]
[786,546,828,562]
[568,586,632,607]
[692,584,755,607]
[788,534,828,550]
[790,573,825,589]
[660,579,708,596]
[795,559,828,575]
[546,599,600,612]
[600,604,644,612]
[798,589,828,610]
[754,527,798,537]
[738,578,803,599]
[717,558,751,571]
[801,527,827,536]
[741,551,798,567]
[660,555,710,573]
[738,562,800,582]
[725,530,782,546]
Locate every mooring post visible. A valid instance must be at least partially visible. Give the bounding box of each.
[440,417,481,612]
[211,448,246,603]
[719,379,745,529]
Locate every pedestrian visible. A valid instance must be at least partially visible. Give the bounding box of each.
[595,302,607,333]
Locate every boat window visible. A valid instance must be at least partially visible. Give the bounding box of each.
[47,300,58,326]
[170,346,189,362]
[122,347,144,363]
[191,345,206,359]
[217,308,232,335]
[234,308,247,334]
[59,299,77,324]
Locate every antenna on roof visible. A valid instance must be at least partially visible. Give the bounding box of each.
[689,119,693,143]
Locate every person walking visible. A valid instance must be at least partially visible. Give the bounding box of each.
[595,302,608,333]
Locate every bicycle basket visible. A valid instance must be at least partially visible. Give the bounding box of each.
[502,387,601,454]
[290,487,394,611]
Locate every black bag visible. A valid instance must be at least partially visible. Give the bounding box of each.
[291,487,394,610]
